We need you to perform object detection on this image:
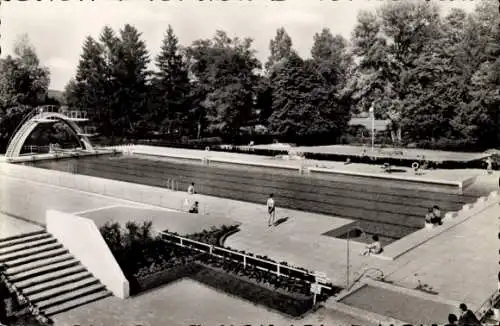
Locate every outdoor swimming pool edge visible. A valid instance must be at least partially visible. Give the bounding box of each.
[110,145,475,190]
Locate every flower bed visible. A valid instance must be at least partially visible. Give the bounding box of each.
[190,262,314,317]
[100,220,340,315]
[183,225,240,246]
[134,262,202,294]
[100,221,240,295]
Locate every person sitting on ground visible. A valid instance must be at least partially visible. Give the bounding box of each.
[361,235,382,256]
[458,303,481,326]
[187,182,195,195]
[444,313,458,326]
[189,201,199,214]
[432,205,442,225]
[425,207,435,225]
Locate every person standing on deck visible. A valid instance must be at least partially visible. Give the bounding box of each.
[486,157,493,174]
[187,182,195,195]
[267,193,276,227]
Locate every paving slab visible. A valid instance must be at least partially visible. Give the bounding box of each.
[52,278,377,326]
[0,213,43,240]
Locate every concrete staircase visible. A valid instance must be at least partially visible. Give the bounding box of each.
[0,230,112,317]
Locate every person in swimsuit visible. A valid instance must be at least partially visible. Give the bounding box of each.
[361,235,382,256]
[266,194,276,227]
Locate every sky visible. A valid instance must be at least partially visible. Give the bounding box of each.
[1,0,478,91]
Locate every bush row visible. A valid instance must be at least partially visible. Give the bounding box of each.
[190,263,314,317]
[100,222,241,287]
[100,220,340,315]
[184,225,240,246]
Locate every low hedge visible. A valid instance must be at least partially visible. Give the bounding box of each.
[183,225,240,246]
[133,262,202,295]
[191,263,314,317]
[101,220,340,315]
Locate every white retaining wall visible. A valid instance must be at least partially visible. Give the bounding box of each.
[46,209,129,298]
[0,162,186,212]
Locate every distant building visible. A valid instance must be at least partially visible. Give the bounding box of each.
[349,118,390,133]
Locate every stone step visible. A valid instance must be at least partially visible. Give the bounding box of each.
[6,254,74,276]
[30,277,100,303]
[0,231,47,245]
[23,271,93,297]
[9,259,80,283]
[4,248,68,268]
[0,233,51,250]
[38,283,107,310]
[15,265,86,290]
[0,243,63,263]
[44,290,112,317]
[0,237,57,256]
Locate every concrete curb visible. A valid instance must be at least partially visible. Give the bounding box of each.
[378,190,499,261]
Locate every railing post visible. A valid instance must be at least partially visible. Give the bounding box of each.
[180,238,183,247]
[277,264,280,277]
[209,245,213,255]
[243,255,246,268]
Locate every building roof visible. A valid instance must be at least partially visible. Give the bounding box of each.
[349,118,391,131]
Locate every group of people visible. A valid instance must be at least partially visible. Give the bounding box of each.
[425,205,442,226]
[443,303,482,326]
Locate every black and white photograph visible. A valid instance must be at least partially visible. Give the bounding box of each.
[0,0,499,325]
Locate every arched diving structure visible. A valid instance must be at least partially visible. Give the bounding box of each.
[5,106,95,159]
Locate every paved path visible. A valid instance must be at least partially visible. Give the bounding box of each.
[53,278,378,326]
[0,213,42,240]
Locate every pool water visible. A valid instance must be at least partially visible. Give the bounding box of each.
[27,155,477,243]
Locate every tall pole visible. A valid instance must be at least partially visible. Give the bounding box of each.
[346,231,350,289]
[370,105,375,152]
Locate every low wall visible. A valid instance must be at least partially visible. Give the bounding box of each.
[379,190,500,260]
[6,150,115,163]
[0,162,187,213]
[46,209,129,299]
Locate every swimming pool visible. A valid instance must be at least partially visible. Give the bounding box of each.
[26,155,478,244]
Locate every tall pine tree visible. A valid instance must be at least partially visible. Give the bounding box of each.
[153,25,191,137]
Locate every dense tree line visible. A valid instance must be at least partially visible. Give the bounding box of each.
[1,0,499,151]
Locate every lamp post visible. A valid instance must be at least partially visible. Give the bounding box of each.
[346,226,366,289]
[369,104,375,152]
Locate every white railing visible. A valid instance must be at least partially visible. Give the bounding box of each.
[66,110,88,120]
[157,230,332,291]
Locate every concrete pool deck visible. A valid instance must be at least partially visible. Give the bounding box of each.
[114,145,485,192]
[253,144,490,162]
[52,278,378,326]
[0,163,498,306]
[0,156,498,325]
